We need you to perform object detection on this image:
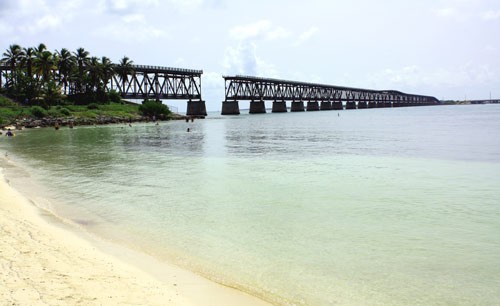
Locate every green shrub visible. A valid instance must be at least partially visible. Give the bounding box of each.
[0,95,16,107]
[108,90,122,103]
[87,103,99,110]
[31,106,48,118]
[47,108,60,117]
[60,107,71,116]
[139,100,171,118]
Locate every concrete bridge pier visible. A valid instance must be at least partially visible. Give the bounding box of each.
[332,101,343,110]
[346,101,356,109]
[249,100,266,114]
[393,101,401,107]
[221,100,240,115]
[307,101,320,111]
[320,101,332,110]
[186,100,207,117]
[368,101,377,108]
[272,100,287,112]
[291,101,305,112]
[357,101,368,109]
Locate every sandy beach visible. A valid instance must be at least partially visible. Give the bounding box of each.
[0,165,270,306]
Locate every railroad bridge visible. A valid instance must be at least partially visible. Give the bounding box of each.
[107,65,206,116]
[222,75,440,115]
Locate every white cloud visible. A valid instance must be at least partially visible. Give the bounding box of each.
[435,7,459,17]
[100,0,159,13]
[0,0,82,35]
[482,10,500,20]
[223,41,277,77]
[294,26,319,46]
[122,14,146,23]
[229,20,291,41]
[168,0,203,10]
[95,14,168,43]
[36,14,62,29]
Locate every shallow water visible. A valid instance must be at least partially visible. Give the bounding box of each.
[2,105,500,305]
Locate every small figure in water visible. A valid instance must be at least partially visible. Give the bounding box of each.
[6,129,14,137]
[187,128,190,132]
[338,112,340,117]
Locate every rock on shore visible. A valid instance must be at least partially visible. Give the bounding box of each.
[6,114,188,129]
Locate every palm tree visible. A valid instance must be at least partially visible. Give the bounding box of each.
[56,48,75,94]
[34,50,56,83]
[73,47,89,93]
[115,56,134,93]
[1,44,25,85]
[100,56,113,88]
[35,43,47,54]
[22,47,36,78]
[86,56,101,92]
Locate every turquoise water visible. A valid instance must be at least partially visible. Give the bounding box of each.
[2,105,500,305]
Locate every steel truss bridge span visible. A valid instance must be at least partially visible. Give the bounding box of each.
[109,65,206,116]
[222,75,440,115]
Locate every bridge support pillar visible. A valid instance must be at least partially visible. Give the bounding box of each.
[272,100,287,113]
[320,101,332,110]
[332,101,343,110]
[346,101,356,109]
[221,100,240,115]
[307,101,320,111]
[249,100,266,114]
[393,102,400,107]
[358,101,367,109]
[186,100,207,117]
[291,101,305,112]
[368,102,377,108]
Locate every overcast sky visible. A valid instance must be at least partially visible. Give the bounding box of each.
[1,0,499,111]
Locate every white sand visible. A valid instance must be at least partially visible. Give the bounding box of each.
[0,168,271,305]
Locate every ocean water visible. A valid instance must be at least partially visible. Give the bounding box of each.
[1,105,500,305]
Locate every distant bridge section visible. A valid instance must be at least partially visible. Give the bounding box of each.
[221,75,440,114]
[469,99,500,104]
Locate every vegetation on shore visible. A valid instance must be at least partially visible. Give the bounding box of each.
[0,43,176,128]
[0,95,177,127]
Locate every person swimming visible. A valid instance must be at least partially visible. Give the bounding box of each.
[6,129,14,137]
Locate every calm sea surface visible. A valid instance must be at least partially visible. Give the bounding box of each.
[2,105,500,305]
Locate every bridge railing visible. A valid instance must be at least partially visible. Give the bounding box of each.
[132,65,203,75]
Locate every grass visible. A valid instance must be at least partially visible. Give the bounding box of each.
[0,94,145,126]
[64,104,142,119]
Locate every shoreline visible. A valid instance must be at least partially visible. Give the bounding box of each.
[0,160,271,306]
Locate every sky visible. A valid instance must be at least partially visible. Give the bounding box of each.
[1,0,499,111]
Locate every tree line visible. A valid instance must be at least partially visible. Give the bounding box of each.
[0,43,134,107]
